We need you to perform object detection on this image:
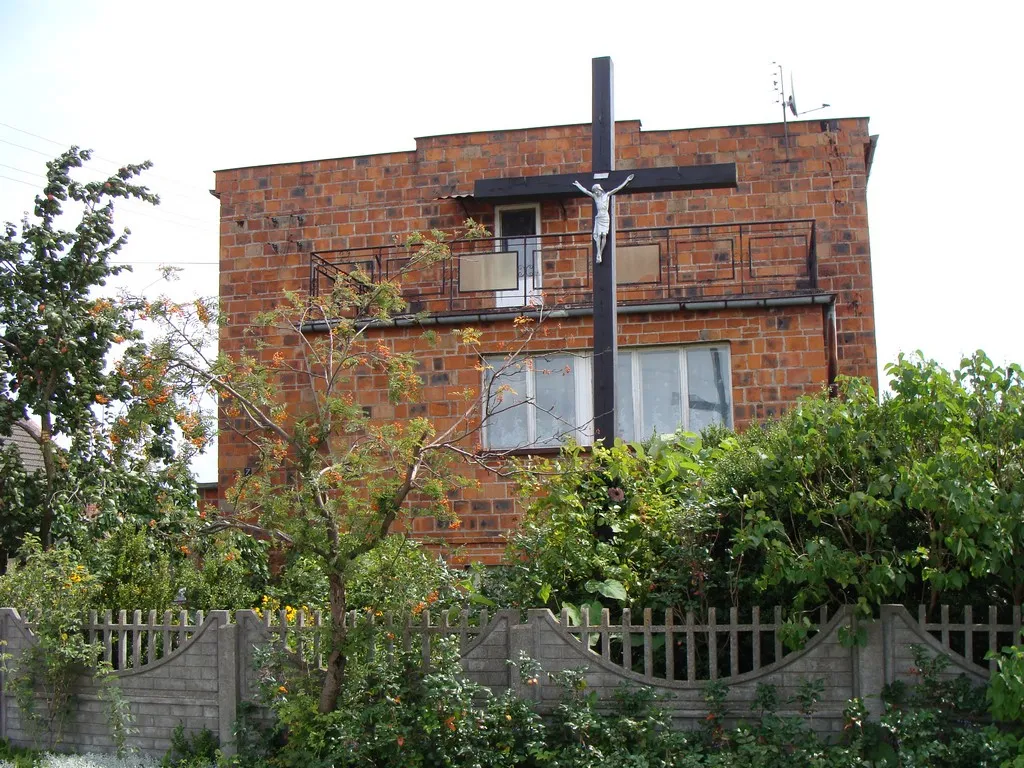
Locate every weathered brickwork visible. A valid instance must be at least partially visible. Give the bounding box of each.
[213,117,876,562]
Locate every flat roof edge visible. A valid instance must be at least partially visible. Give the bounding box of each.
[214,116,871,175]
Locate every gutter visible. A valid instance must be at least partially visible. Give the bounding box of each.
[299,293,837,333]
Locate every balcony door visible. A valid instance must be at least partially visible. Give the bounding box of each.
[495,204,541,308]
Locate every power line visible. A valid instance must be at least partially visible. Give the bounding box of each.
[113,260,218,266]
[0,161,217,234]
[0,143,216,211]
[0,161,215,226]
[0,121,214,199]
[0,174,38,187]
[0,137,51,157]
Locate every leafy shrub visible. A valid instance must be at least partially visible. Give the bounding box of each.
[346,535,476,615]
[718,353,1024,617]
[161,723,218,767]
[256,636,544,768]
[0,537,104,746]
[499,352,1024,627]
[176,532,269,611]
[87,524,175,612]
[497,434,721,617]
[988,630,1024,724]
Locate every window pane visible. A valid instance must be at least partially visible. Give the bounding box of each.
[485,361,529,449]
[534,354,579,446]
[687,347,731,432]
[639,349,682,438]
[615,352,635,442]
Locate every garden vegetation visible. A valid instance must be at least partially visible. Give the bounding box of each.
[2,150,1024,765]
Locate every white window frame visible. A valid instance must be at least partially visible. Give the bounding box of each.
[493,203,542,308]
[482,344,732,450]
[619,344,733,442]
[482,353,592,450]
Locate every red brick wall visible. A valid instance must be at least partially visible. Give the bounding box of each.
[213,117,875,563]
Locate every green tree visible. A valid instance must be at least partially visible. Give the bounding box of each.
[150,221,538,712]
[719,352,1024,616]
[0,148,204,549]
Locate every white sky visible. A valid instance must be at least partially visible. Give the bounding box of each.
[2,1,1022,481]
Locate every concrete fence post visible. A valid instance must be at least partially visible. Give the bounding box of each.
[210,611,237,756]
[509,611,545,702]
[851,613,886,719]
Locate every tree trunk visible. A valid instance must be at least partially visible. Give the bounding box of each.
[38,412,55,549]
[318,570,348,713]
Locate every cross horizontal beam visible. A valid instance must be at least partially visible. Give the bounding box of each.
[473,164,737,203]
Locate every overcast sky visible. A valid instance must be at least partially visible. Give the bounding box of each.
[2,1,1022,480]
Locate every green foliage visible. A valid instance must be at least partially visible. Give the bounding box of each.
[177,532,269,611]
[0,441,43,562]
[345,535,473,615]
[146,219,536,712]
[499,433,720,616]
[162,723,219,767]
[868,645,1002,767]
[0,147,206,552]
[246,633,1024,768]
[987,630,1024,724]
[719,352,1024,617]
[87,524,176,611]
[0,536,101,746]
[0,536,137,751]
[255,636,545,768]
[497,351,1024,628]
[0,739,41,768]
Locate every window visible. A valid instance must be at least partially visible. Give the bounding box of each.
[483,353,591,450]
[483,345,731,450]
[615,346,732,441]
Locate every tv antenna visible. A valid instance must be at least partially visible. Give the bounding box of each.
[772,63,830,152]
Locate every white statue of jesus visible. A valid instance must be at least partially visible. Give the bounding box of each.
[573,173,635,263]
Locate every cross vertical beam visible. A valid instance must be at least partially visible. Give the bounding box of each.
[592,56,617,445]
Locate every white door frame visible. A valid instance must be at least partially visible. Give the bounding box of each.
[494,203,541,308]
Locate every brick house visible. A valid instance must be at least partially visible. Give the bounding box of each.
[212,116,878,563]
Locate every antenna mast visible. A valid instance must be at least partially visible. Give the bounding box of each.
[772,62,831,157]
[772,62,790,153]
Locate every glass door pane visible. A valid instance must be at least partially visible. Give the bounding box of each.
[495,206,539,308]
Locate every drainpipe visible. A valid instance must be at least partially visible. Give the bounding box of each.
[823,299,839,397]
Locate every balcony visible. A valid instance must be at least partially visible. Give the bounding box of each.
[309,219,820,318]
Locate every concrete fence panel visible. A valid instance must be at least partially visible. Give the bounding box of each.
[0,603,1017,756]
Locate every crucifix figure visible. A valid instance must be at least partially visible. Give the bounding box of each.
[473,57,738,445]
[572,174,634,263]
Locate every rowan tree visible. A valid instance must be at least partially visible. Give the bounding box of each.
[149,222,546,712]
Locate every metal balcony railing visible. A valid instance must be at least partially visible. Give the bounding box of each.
[309,219,818,316]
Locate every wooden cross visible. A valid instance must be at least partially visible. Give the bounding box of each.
[474,57,738,445]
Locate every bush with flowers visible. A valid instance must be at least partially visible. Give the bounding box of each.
[176,531,269,611]
[0,536,120,749]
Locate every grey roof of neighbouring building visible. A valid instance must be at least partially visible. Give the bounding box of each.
[0,421,45,472]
